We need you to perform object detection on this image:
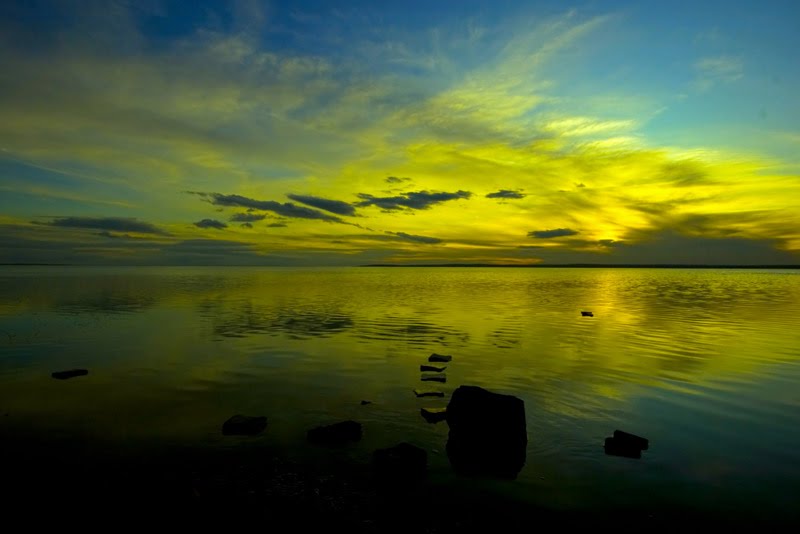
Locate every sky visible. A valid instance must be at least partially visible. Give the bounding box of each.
[1,0,799,266]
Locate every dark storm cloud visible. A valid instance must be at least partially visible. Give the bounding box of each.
[189,192,344,223]
[486,189,526,199]
[194,219,227,230]
[386,231,442,244]
[385,176,412,184]
[528,228,580,239]
[286,193,356,216]
[355,190,472,210]
[230,212,266,222]
[38,216,168,235]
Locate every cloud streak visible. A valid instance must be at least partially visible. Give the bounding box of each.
[486,189,526,199]
[194,219,228,230]
[356,190,472,210]
[286,193,356,216]
[191,192,345,223]
[38,216,168,235]
[528,228,579,239]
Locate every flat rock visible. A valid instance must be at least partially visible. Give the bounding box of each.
[222,414,267,436]
[613,430,649,450]
[51,369,89,380]
[414,389,445,398]
[373,442,427,484]
[421,373,446,383]
[420,364,446,372]
[420,407,447,424]
[428,353,452,363]
[581,311,594,317]
[307,420,362,446]
[604,437,642,459]
[446,385,527,479]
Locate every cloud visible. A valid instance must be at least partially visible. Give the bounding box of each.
[385,176,412,184]
[191,192,344,223]
[541,116,637,137]
[194,218,228,230]
[286,193,356,216]
[356,190,472,210]
[267,222,288,227]
[38,216,168,235]
[693,56,743,91]
[386,231,442,244]
[230,212,266,222]
[486,189,526,199]
[528,228,579,238]
[240,222,253,228]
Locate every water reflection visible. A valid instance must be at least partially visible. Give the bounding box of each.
[1,266,799,521]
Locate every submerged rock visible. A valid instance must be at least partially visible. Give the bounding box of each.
[581,311,594,317]
[420,364,447,372]
[360,400,372,405]
[373,442,427,484]
[51,369,89,380]
[421,373,446,383]
[222,414,268,436]
[420,407,447,424]
[414,389,445,398]
[604,437,642,459]
[446,385,527,479]
[613,429,649,450]
[307,420,362,446]
[428,353,452,363]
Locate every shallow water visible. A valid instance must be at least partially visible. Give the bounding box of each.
[1,266,799,519]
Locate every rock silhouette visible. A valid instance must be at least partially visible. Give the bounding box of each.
[613,429,649,450]
[414,389,445,398]
[222,414,267,436]
[428,353,452,363]
[604,437,642,459]
[581,311,594,317]
[445,385,527,479]
[420,364,447,372]
[421,373,446,383]
[307,420,362,446]
[51,369,89,380]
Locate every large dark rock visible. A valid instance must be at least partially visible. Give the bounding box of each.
[428,353,452,363]
[581,311,594,317]
[373,442,427,484]
[420,364,446,372]
[222,414,267,436]
[307,420,362,446]
[51,369,89,380]
[445,385,527,479]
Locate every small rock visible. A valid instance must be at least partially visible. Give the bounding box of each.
[360,400,372,405]
[421,372,446,383]
[373,442,427,483]
[613,429,649,450]
[420,407,447,423]
[581,311,594,317]
[429,353,452,363]
[414,389,445,398]
[51,369,89,380]
[420,364,446,372]
[307,420,362,446]
[604,436,642,459]
[222,414,268,436]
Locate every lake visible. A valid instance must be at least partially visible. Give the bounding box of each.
[1,266,799,522]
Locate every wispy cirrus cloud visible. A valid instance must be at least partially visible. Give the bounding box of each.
[693,56,743,91]
[386,231,442,244]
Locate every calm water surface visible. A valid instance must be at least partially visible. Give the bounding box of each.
[1,267,799,519]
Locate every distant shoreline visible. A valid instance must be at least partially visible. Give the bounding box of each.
[1,263,798,269]
[361,263,800,269]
